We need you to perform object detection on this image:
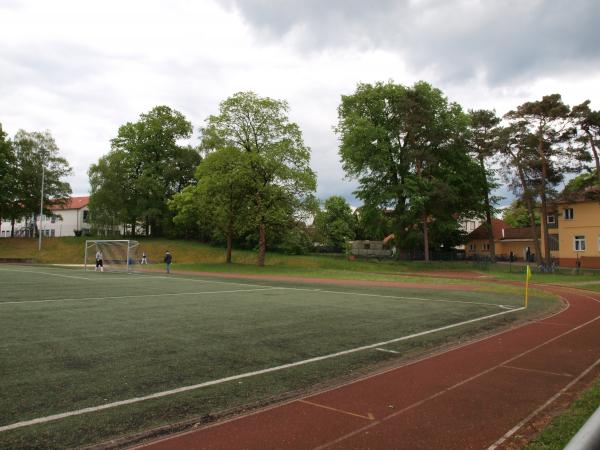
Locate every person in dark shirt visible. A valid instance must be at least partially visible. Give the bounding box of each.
[164,250,172,274]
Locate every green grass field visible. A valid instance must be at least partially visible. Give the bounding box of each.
[0,264,560,449]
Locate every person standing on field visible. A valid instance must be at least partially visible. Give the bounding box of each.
[141,252,148,264]
[95,250,104,272]
[164,250,172,274]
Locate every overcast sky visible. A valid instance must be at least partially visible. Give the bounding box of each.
[1,0,599,206]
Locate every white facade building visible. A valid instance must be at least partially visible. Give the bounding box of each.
[0,196,91,238]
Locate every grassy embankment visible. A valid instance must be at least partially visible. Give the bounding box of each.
[1,236,599,289]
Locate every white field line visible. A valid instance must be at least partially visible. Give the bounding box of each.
[0,307,524,433]
[0,267,91,280]
[0,266,278,289]
[284,286,509,308]
[0,270,514,310]
[0,287,281,306]
[375,348,400,354]
[1,266,521,309]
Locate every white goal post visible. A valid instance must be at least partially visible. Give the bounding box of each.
[84,240,140,273]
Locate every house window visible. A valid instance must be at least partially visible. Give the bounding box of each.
[482,243,490,251]
[547,215,555,225]
[51,215,56,223]
[51,229,55,237]
[469,244,475,251]
[564,208,574,220]
[45,229,50,237]
[574,235,586,251]
[83,210,89,223]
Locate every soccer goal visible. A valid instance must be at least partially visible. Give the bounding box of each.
[84,240,140,273]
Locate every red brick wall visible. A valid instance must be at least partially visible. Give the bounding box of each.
[558,257,600,269]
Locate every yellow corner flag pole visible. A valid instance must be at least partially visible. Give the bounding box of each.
[525,265,532,308]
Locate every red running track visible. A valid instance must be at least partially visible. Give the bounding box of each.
[133,285,600,450]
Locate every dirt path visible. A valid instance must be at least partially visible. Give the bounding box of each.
[131,282,600,450]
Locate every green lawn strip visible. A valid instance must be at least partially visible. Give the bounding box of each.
[3,236,599,284]
[525,376,600,450]
[0,267,560,448]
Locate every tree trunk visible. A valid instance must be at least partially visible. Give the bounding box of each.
[10,218,15,237]
[537,140,552,265]
[479,156,496,261]
[517,166,542,265]
[423,220,430,263]
[257,222,266,267]
[586,130,600,184]
[226,221,233,264]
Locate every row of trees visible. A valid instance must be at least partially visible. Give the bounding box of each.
[3,81,597,265]
[90,94,317,266]
[336,81,600,264]
[0,125,72,236]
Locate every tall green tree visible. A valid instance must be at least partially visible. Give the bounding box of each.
[467,109,501,261]
[314,196,356,251]
[0,124,16,226]
[502,199,540,228]
[170,147,253,263]
[505,94,585,265]
[200,92,317,266]
[498,123,543,264]
[337,81,485,262]
[90,106,199,236]
[571,100,600,184]
[88,150,136,235]
[11,130,72,237]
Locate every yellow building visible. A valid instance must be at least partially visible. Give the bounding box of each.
[541,186,600,268]
[466,219,539,261]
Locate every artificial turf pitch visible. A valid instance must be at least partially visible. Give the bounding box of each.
[0,265,550,449]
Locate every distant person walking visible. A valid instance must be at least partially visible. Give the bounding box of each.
[164,250,172,274]
[95,250,104,272]
[141,252,148,264]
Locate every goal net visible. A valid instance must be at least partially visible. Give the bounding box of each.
[84,240,140,273]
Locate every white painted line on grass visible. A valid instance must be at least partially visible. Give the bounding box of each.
[284,286,510,309]
[375,348,400,354]
[0,287,281,305]
[0,267,91,280]
[0,306,524,433]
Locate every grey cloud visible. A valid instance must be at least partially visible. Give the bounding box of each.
[224,0,600,86]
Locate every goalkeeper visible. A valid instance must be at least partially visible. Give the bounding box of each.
[95,250,104,272]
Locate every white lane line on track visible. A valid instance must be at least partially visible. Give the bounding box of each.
[488,356,600,450]
[500,365,573,378]
[0,287,280,305]
[0,307,524,433]
[313,312,600,450]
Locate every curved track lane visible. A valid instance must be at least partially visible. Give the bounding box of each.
[132,284,600,450]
